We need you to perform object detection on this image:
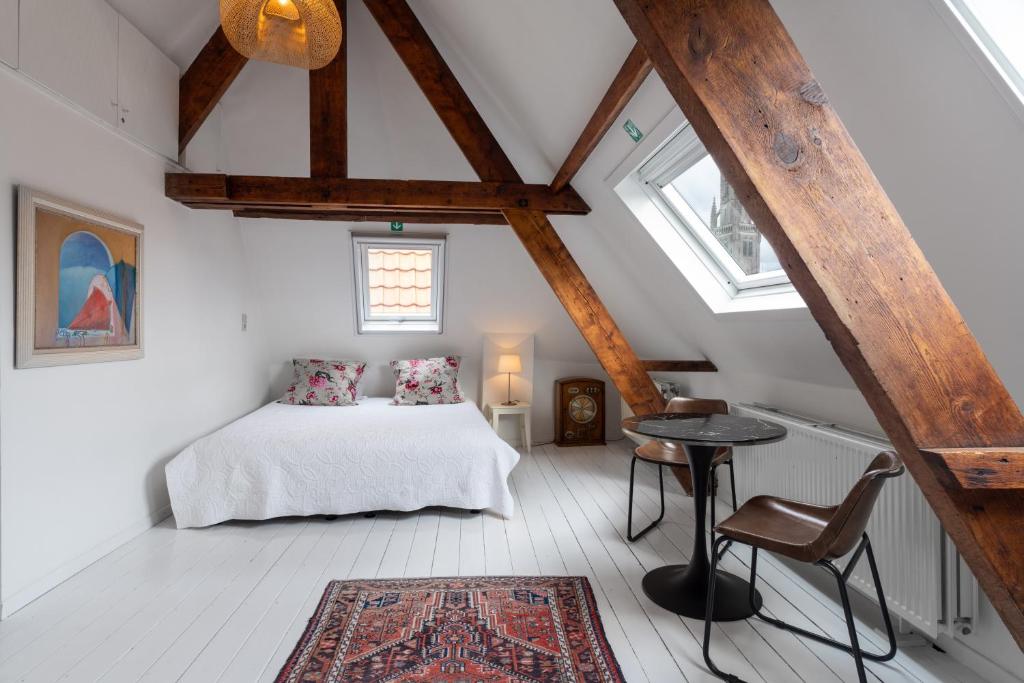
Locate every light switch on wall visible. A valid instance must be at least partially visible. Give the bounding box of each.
[241,313,248,332]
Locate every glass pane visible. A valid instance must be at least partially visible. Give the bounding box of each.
[366,248,433,317]
[959,0,1024,81]
[667,155,782,276]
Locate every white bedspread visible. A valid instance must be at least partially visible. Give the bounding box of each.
[165,398,520,528]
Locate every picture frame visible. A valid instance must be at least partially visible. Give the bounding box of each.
[16,187,144,368]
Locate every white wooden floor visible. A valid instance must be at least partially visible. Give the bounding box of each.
[0,441,985,683]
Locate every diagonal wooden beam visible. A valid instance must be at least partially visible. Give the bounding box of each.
[178,27,248,155]
[310,0,347,177]
[165,174,590,214]
[363,0,665,416]
[550,42,652,193]
[362,0,522,183]
[617,0,1024,645]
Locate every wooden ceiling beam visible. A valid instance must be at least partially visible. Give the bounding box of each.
[362,0,521,183]
[232,208,507,224]
[310,0,348,177]
[165,174,590,214]
[617,0,1024,646]
[550,42,652,193]
[178,27,248,155]
[364,0,665,416]
[641,360,717,372]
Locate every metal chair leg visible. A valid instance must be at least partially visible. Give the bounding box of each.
[627,457,664,542]
[710,464,717,549]
[828,560,868,683]
[711,463,733,560]
[703,535,745,682]
[727,459,738,511]
[863,536,899,661]
[747,534,897,680]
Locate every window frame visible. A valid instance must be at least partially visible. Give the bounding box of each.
[933,0,1024,118]
[351,234,447,334]
[638,124,790,294]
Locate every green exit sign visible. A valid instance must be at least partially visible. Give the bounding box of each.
[390,221,404,232]
[623,119,644,143]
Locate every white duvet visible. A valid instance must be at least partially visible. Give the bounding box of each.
[165,398,520,529]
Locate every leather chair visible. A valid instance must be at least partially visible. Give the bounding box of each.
[703,451,904,683]
[627,397,737,544]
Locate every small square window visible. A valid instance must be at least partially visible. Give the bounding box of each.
[352,235,446,334]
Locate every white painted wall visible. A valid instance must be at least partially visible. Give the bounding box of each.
[0,67,268,614]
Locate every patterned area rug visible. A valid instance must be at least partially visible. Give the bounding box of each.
[276,576,627,682]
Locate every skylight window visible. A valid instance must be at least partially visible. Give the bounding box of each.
[352,235,446,333]
[638,124,788,292]
[664,155,783,278]
[943,0,1024,104]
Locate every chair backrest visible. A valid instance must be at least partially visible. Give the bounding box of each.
[665,397,729,416]
[817,451,905,560]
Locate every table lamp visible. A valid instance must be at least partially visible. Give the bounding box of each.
[496,354,522,405]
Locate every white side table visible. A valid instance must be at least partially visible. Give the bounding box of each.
[487,402,532,454]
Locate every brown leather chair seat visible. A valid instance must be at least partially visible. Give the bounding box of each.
[712,496,833,563]
[635,440,732,467]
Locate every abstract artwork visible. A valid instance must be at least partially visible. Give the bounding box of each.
[17,188,143,368]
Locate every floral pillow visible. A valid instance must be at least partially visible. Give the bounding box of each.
[390,356,466,405]
[281,359,366,406]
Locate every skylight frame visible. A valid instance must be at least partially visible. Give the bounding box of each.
[638,124,790,293]
[935,0,1024,115]
[351,234,447,334]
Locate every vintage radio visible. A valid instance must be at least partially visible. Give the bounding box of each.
[554,378,605,447]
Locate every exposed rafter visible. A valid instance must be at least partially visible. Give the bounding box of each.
[363,0,666,416]
[178,28,248,155]
[310,0,348,177]
[616,0,1024,646]
[550,42,652,193]
[165,174,590,214]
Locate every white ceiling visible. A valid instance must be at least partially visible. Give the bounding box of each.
[106,0,219,67]
[104,0,636,175]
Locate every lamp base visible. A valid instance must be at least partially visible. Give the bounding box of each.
[501,400,518,406]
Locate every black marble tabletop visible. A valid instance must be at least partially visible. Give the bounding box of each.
[621,413,787,447]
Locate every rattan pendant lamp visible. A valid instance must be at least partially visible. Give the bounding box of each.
[220,0,342,70]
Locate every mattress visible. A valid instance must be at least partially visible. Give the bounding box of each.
[165,398,520,528]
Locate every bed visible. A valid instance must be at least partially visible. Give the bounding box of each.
[165,398,520,529]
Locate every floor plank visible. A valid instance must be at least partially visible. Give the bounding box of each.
[0,442,989,683]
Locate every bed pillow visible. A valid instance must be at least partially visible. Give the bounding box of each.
[281,359,366,406]
[390,356,466,405]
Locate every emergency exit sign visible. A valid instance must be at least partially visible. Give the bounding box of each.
[390,221,404,232]
[623,119,644,142]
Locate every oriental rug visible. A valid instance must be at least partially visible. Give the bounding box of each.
[276,576,627,683]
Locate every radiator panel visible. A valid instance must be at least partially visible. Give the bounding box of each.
[731,404,942,637]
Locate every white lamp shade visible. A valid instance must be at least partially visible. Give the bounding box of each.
[497,354,522,374]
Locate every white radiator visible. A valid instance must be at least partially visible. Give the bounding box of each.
[731,403,942,638]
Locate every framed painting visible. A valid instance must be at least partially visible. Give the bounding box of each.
[16,187,144,368]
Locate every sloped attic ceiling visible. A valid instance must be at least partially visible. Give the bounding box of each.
[109,0,1024,435]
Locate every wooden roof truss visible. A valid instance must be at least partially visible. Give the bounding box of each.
[166,0,1024,648]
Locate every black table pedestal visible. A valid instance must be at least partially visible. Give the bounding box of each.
[642,564,761,621]
[640,443,761,621]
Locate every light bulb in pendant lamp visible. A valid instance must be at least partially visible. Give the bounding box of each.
[497,354,522,406]
[220,0,342,70]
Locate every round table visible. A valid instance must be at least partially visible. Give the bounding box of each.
[622,412,786,621]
